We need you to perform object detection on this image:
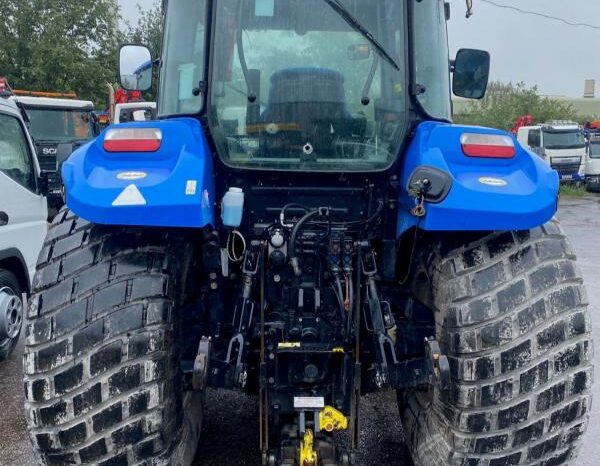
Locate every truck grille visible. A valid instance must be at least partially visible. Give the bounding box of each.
[37,155,57,172]
[551,163,581,176]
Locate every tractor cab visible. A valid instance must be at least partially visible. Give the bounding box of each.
[123,0,488,172]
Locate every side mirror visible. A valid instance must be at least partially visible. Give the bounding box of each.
[37,172,50,196]
[347,44,371,61]
[119,45,153,91]
[452,49,490,99]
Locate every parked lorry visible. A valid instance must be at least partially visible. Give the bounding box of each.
[517,121,587,182]
[24,2,591,466]
[9,87,99,214]
[0,80,48,360]
[584,122,600,191]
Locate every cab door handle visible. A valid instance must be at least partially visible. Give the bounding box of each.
[0,211,8,226]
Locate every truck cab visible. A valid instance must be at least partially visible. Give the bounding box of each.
[585,128,600,191]
[517,121,586,182]
[0,86,48,360]
[13,95,98,215]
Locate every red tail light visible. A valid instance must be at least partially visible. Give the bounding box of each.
[104,128,162,153]
[461,133,516,159]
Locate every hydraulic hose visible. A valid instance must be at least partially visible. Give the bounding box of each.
[334,276,345,319]
[280,203,310,228]
[289,209,322,277]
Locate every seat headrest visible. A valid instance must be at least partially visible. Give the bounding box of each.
[268,68,346,104]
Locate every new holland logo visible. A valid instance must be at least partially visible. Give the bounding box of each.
[117,171,147,181]
[479,177,508,187]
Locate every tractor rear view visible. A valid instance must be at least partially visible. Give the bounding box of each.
[24,1,592,466]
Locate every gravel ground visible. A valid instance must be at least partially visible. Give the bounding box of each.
[1,195,598,466]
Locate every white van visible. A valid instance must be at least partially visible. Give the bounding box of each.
[0,91,48,359]
[517,122,586,182]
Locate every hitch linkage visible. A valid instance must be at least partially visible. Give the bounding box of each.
[360,242,397,388]
[226,241,263,388]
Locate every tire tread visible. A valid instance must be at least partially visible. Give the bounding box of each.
[24,210,197,466]
[403,220,593,466]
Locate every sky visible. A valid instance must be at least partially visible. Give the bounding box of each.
[119,0,600,98]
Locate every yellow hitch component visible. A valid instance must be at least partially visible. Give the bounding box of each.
[319,406,348,433]
[299,429,317,466]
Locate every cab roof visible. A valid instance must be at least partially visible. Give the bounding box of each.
[115,102,157,109]
[0,95,23,117]
[542,124,581,131]
[13,96,94,110]
[519,124,581,132]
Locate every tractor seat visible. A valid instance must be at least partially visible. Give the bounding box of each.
[259,68,354,156]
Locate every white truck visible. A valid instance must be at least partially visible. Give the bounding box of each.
[585,127,600,191]
[0,81,48,360]
[517,121,586,182]
[113,101,156,124]
[12,94,98,215]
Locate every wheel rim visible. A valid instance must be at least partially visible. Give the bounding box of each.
[0,287,23,340]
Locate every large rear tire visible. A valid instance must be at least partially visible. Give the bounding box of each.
[401,220,593,466]
[24,210,203,465]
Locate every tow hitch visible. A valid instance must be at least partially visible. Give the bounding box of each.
[270,405,349,466]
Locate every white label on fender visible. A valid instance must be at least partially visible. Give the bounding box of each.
[294,397,325,409]
[112,184,146,206]
[186,180,198,195]
[479,177,508,187]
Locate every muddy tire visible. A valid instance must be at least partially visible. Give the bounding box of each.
[24,210,203,465]
[0,269,24,361]
[401,220,593,466]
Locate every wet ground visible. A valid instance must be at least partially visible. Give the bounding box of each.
[1,195,599,466]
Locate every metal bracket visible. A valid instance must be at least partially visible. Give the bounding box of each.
[226,333,248,388]
[193,337,212,390]
[425,337,450,392]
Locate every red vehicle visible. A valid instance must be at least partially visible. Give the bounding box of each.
[511,113,534,135]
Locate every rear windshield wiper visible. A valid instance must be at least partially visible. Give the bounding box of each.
[321,0,400,71]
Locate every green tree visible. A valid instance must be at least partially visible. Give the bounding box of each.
[453,82,582,131]
[122,2,163,59]
[121,2,163,99]
[0,0,119,106]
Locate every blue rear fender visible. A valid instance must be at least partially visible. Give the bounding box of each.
[398,122,559,235]
[62,118,216,228]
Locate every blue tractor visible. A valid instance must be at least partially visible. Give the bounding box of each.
[24,1,592,465]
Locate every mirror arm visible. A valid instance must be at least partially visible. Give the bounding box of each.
[192,80,207,97]
[411,84,427,97]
